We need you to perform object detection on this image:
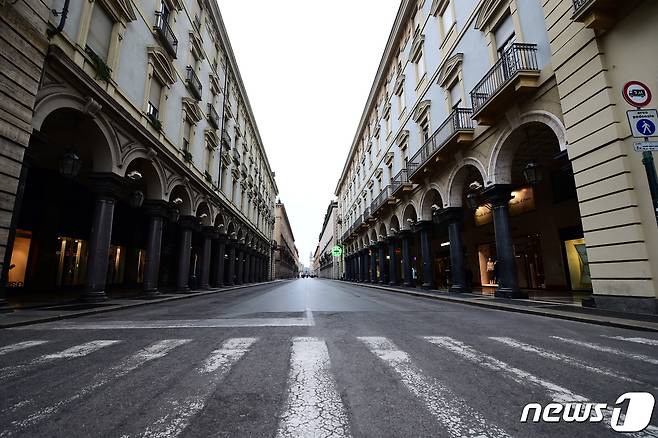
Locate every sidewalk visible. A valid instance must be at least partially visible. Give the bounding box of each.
[339,280,658,332]
[0,281,282,329]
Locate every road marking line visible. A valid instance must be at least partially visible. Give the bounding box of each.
[552,336,658,365]
[0,340,121,382]
[21,316,315,329]
[425,336,658,438]
[1,339,190,437]
[276,337,350,438]
[490,337,647,385]
[360,336,510,438]
[0,341,48,357]
[602,335,658,346]
[137,337,257,438]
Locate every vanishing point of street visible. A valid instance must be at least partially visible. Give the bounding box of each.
[1,279,657,438]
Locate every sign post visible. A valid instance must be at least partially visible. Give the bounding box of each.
[623,81,658,226]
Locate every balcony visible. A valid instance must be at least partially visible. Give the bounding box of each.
[391,169,414,196]
[370,185,394,216]
[186,66,202,101]
[408,108,475,182]
[154,12,177,58]
[572,0,635,30]
[470,43,540,125]
[207,104,220,129]
[353,214,364,232]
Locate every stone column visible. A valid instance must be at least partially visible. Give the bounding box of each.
[370,245,377,283]
[212,232,226,288]
[436,208,469,293]
[388,236,399,286]
[235,244,244,285]
[361,250,368,282]
[249,252,255,283]
[483,185,521,298]
[83,175,123,302]
[364,250,371,283]
[176,215,198,292]
[243,248,251,283]
[142,201,168,296]
[378,241,388,284]
[418,221,434,289]
[347,254,353,281]
[226,238,236,286]
[400,231,413,287]
[198,226,214,289]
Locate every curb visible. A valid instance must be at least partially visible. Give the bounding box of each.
[0,280,285,329]
[338,281,658,333]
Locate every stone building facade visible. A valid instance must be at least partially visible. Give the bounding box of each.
[1,0,278,306]
[273,202,299,279]
[314,201,339,279]
[336,0,658,314]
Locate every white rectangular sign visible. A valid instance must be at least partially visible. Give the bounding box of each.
[627,109,658,138]
[633,141,658,152]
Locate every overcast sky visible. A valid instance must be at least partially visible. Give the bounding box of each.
[220,1,400,267]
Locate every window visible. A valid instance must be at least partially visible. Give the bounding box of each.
[419,112,430,143]
[441,1,454,36]
[449,80,462,110]
[183,119,192,151]
[148,78,163,120]
[397,88,406,114]
[87,4,114,61]
[495,12,516,57]
[385,114,391,136]
[415,49,426,83]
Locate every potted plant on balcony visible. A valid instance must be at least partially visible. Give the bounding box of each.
[182,150,193,163]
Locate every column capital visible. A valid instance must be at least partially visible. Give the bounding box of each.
[201,225,216,238]
[481,184,514,207]
[412,220,433,233]
[433,207,463,224]
[386,234,399,244]
[88,173,125,199]
[143,200,170,218]
[216,230,228,242]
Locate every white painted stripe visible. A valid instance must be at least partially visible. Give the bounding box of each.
[602,335,658,346]
[23,317,314,330]
[0,341,48,357]
[490,337,646,385]
[360,337,510,438]
[1,339,190,437]
[0,340,121,382]
[138,337,257,438]
[276,337,350,438]
[425,337,658,438]
[552,336,658,365]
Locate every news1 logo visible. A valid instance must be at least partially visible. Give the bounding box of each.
[520,392,655,432]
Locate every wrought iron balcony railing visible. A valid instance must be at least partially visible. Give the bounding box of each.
[371,185,392,215]
[470,43,538,114]
[408,108,474,179]
[391,168,410,194]
[154,12,178,58]
[186,66,202,100]
[208,104,220,129]
[354,214,364,230]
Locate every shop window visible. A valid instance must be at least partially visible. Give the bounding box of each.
[86,3,114,61]
[107,245,126,285]
[564,238,592,291]
[8,230,32,288]
[56,237,88,287]
[137,249,146,284]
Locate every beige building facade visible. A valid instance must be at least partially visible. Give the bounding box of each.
[273,202,299,279]
[1,0,278,307]
[314,201,339,279]
[336,0,657,314]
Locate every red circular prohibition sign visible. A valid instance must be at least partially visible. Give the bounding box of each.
[622,81,652,108]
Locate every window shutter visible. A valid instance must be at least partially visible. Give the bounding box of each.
[449,82,461,108]
[87,4,113,61]
[149,79,163,109]
[494,13,515,51]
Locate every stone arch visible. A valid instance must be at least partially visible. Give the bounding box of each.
[378,222,387,240]
[122,155,166,200]
[169,184,193,216]
[226,221,236,238]
[196,202,211,226]
[214,212,226,230]
[369,229,377,245]
[447,159,488,207]
[488,111,567,185]
[32,94,119,174]
[419,186,445,220]
[389,215,401,234]
[402,203,419,230]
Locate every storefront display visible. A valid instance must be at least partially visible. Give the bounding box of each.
[564,238,592,290]
[56,236,87,287]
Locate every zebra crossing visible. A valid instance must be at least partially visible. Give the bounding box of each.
[0,333,656,437]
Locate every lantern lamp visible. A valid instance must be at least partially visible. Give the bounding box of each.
[59,151,82,178]
[523,160,543,185]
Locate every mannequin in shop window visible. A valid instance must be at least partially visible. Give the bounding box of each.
[486,258,497,285]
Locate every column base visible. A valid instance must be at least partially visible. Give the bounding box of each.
[0,298,13,313]
[142,288,160,298]
[590,295,658,315]
[449,285,470,294]
[225,282,234,287]
[403,282,414,287]
[421,283,433,290]
[494,287,523,299]
[82,290,108,303]
[389,281,399,286]
[176,286,190,293]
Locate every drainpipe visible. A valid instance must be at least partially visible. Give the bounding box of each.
[47,0,71,38]
[217,57,229,188]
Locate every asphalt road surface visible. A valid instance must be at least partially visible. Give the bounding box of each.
[1,279,657,438]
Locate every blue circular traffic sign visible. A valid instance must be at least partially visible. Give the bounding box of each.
[636,119,656,136]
